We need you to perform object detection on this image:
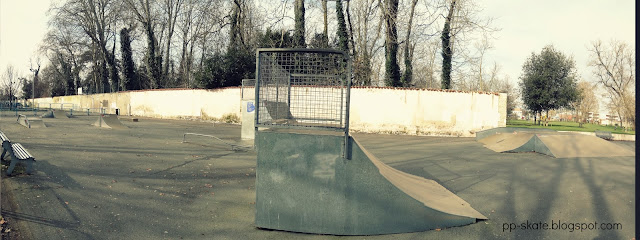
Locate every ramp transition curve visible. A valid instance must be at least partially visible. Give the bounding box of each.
[93,114,127,129]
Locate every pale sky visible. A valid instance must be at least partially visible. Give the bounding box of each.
[0,0,635,92]
[479,0,635,85]
[0,0,51,78]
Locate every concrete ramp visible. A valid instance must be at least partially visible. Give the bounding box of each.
[478,129,634,158]
[40,109,71,118]
[17,115,46,128]
[41,110,55,118]
[53,109,71,118]
[536,134,634,158]
[256,130,485,235]
[93,114,127,129]
[479,132,536,152]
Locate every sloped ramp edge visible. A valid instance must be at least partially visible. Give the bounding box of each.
[353,137,487,220]
[507,134,555,157]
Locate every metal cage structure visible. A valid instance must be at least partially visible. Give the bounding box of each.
[255,49,352,156]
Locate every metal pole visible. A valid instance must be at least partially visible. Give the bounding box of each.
[254,50,261,130]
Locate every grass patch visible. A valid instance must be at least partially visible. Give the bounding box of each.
[507,119,635,135]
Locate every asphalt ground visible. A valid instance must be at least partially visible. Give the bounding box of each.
[0,111,635,239]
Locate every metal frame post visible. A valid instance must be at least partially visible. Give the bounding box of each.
[254,50,261,132]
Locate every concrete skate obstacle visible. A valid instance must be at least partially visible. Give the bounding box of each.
[254,49,486,235]
[93,114,127,129]
[17,114,46,128]
[477,127,635,158]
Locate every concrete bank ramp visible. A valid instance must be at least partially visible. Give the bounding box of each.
[256,130,486,235]
[536,134,634,158]
[53,109,71,118]
[17,115,46,128]
[41,110,55,118]
[93,114,127,129]
[478,129,634,158]
[41,109,71,118]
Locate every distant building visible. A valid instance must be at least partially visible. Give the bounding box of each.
[600,114,621,126]
[512,108,524,119]
[557,111,573,121]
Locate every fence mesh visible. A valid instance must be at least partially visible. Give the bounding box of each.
[256,49,350,131]
[241,79,255,100]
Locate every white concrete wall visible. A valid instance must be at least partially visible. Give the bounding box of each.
[28,87,505,137]
[349,87,502,136]
[128,88,241,119]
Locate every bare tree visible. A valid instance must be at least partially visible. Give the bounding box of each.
[440,0,496,89]
[399,0,418,87]
[588,39,635,130]
[29,59,44,99]
[42,13,86,95]
[176,0,221,88]
[352,0,383,86]
[125,0,163,88]
[574,81,599,127]
[53,0,122,93]
[2,65,19,108]
[162,0,184,86]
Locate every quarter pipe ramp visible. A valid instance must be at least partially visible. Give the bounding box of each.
[255,130,486,235]
[93,114,127,129]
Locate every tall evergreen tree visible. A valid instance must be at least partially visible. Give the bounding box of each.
[441,0,456,89]
[520,45,580,124]
[335,0,349,52]
[294,0,305,48]
[120,28,139,91]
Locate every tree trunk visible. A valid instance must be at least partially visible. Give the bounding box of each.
[294,0,305,48]
[322,0,328,45]
[383,0,400,87]
[441,0,456,89]
[401,0,418,87]
[164,0,182,86]
[336,0,349,52]
[346,0,356,56]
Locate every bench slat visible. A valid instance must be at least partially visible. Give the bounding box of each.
[12,143,34,160]
[6,142,35,175]
[0,131,9,142]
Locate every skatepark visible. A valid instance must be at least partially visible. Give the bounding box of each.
[0,49,635,239]
[0,109,635,239]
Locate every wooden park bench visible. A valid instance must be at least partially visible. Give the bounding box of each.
[0,131,36,175]
[595,131,614,141]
